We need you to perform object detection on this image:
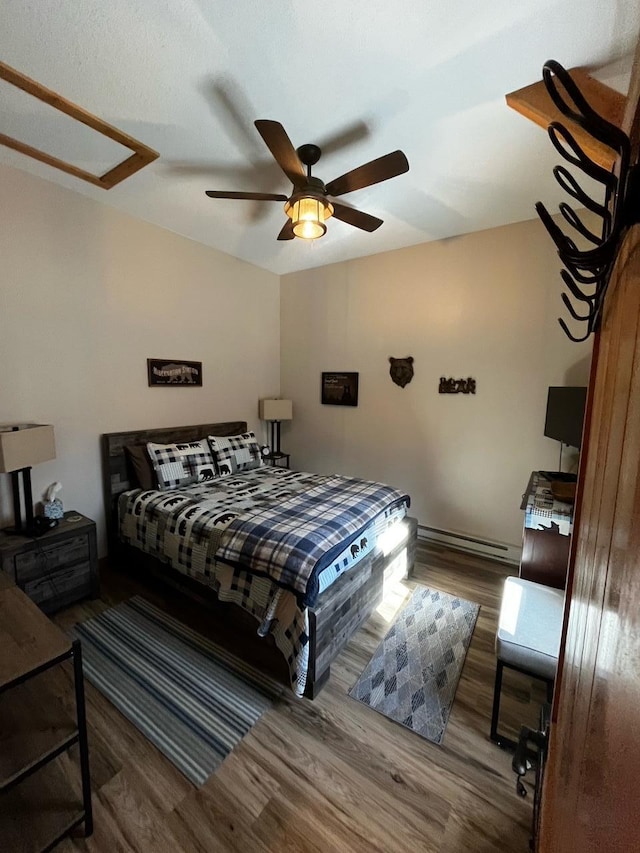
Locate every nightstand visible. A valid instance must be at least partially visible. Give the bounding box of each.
[264,452,290,469]
[0,512,99,613]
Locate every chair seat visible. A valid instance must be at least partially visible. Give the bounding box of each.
[496,576,564,681]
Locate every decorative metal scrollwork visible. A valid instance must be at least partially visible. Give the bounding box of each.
[536,60,639,341]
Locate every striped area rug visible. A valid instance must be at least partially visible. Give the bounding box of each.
[71,596,280,785]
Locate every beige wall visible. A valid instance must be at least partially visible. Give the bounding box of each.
[280,219,592,547]
[0,165,592,555]
[0,166,280,554]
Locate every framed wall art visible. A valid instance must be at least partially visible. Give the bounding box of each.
[321,372,359,406]
[147,359,202,387]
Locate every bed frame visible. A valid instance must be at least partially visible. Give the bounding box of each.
[102,421,417,698]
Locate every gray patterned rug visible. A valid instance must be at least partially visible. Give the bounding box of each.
[349,586,480,744]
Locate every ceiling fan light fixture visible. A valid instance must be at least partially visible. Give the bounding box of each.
[205,120,409,243]
[285,194,334,240]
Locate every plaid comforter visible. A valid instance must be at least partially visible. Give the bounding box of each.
[217,474,408,605]
[120,467,408,605]
[118,467,409,696]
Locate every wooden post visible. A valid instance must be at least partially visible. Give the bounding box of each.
[538,36,640,853]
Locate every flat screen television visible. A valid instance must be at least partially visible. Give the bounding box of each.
[544,386,587,449]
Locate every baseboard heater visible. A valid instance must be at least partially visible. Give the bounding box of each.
[418,524,521,566]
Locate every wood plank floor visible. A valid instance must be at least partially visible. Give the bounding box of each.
[51,542,546,852]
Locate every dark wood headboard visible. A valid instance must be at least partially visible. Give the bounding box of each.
[101,421,247,542]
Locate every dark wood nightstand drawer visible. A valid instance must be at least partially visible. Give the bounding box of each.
[0,512,99,612]
[15,535,90,582]
[24,561,92,613]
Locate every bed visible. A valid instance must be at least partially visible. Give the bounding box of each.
[102,421,417,698]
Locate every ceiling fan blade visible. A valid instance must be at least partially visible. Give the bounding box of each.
[325,150,409,197]
[331,202,383,232]
[205,190,288,201]
[277,220,295,241]
[255,120,306,186]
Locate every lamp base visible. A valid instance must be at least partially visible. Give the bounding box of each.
[5,516,59,538]
[269,420,282,455]
[29,516,60,537]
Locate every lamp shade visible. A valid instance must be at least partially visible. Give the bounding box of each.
[0,424,56,472]
[259,399,293,422]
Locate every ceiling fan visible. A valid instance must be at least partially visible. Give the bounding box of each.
[205,120,409,241]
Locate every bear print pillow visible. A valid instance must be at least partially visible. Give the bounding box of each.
[146,439,217,490]
[208,432,263,476]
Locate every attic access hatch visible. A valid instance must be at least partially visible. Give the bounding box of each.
[0,60,158,189]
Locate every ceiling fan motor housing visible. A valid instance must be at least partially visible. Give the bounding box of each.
[289,175,327,197]
[284,178,333,213]
[296,143,322,168]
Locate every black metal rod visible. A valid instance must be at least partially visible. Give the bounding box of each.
[1,733,79,794]
[546,120,629,259]
[10,470,22,532]
[543,60,629,151]
[560,270,597,304]
[562,293,592,322]
[547,123,616,186]
[0,646,75,694]
[553,165,610,220]
[490,660,503,744]
[267,420,283,454]
[559,203,602,245]
[559,316,594,343]
[562,261,602,287]
[535,201,572,254]
[536,60,635,343]
[22,467,34,532]
[41,816,88,853]
[72,639,93,837]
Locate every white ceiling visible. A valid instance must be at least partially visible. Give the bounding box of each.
[1,1,638,275]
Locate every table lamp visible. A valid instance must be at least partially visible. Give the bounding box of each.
[258,399,292,455]
[0,424,56,534]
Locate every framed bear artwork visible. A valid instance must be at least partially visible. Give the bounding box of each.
[321,372,359,406]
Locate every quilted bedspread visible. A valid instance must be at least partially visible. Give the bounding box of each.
[119,466,409,606]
